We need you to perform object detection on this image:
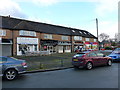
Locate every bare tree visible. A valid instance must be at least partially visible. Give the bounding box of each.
[114,33,118,42]
[99,33,109,42]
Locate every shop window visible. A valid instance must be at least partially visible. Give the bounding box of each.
[19,44,22,51]
[62,36,68,40]
[43,46,47,50]
[44,34,53,39]
[66,46,70,50]
[0,29,6,36]
[19,30,36,36]
[34,45,37,51]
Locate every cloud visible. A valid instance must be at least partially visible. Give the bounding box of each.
[31,0,58,6]
[95,0,118,16]
[79,20,118,38]
[0,0,26,18]
[99,21,118,38]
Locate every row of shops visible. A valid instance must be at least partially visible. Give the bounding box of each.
[0,37,98,56]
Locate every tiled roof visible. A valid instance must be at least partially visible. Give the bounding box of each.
[0,16,97,38]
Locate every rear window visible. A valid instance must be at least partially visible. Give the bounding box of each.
[112,48,120,54]
[73,53,85,58]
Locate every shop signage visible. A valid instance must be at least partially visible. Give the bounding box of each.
[58,42,71,45]
[93,42,98,45]
[85,42,98,45]
[19,30,36,36]
[90,42,93,44]
[74,41,83,45]
[41,40,58,46]
[17,37,38,44]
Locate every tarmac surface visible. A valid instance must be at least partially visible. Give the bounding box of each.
[2,63,119,88]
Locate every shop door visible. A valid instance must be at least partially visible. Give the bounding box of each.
[47,46,53,53]
[1,44,12,56]
[63,46,66,53]
[58,46,63,53]
[28,45,34,52]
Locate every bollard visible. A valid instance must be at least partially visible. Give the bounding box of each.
[40,62,43,69]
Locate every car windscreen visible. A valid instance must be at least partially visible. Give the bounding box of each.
[73,53,85,58]
[10,57,18,60]
[83,51,91,53]
[112,48,120,54]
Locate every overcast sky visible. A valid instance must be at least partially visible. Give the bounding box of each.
[0,0,118,38]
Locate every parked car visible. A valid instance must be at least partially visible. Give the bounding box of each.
[72,50,112,70]
[108,48,120,61]
[0,56,27,80]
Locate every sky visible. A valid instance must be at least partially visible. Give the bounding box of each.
[0,0,119,38]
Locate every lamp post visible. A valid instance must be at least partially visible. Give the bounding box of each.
[96,18,99,50]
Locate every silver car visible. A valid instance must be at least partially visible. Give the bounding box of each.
[0,56,27,80]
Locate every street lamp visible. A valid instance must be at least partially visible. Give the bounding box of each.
[96,18,99,50]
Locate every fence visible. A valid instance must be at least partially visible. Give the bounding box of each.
[25,51,51,56]
[27,59,72,71]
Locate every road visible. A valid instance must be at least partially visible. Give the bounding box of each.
[2,63,119,88]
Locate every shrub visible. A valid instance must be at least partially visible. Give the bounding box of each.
[105,47,112,50]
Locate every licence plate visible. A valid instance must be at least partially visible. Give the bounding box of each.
[73,59,78,61]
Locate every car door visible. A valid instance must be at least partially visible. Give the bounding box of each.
[0,57,7,75]
[88,52,99,66]
[95,51,106,65]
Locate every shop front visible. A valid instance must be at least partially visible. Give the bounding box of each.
[17,37,39,55]
[92,42,98,49]
[58,41,71,53]
[85,42,98,50]
[40,40,58,53]
[74,41,84,52]
[0,37,12,56]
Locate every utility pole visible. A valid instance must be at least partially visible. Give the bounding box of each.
[96,18,99,50]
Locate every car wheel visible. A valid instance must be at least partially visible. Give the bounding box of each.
[107,60,112,66]
[4,69,18,80]
[86,62,93,70]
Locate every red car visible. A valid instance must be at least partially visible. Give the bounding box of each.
[72,50,112,70]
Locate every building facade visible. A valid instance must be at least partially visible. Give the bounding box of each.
[0,16,98,56]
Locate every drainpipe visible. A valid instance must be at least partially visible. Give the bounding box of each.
[11,30,14,56]
[70,32,73,53]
